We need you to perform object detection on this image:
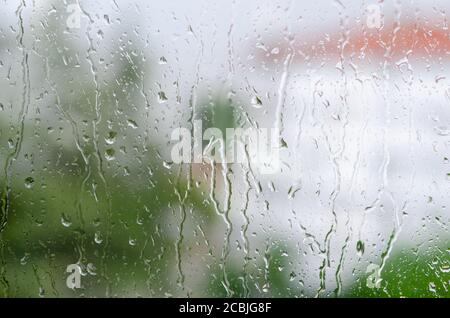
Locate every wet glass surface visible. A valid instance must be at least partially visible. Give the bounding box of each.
[0,0,448,297]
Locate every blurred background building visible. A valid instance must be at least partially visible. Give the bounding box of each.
[0,0,448,297]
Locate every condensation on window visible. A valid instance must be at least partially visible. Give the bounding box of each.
[0,0,448,298]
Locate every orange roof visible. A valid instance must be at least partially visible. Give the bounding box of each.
[258,20,450,63]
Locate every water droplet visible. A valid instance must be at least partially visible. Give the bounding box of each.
[428,282,436,293]
[127,119,138,129]
[105,148,116,161]
[163,161,172,169]
[159,56,167,65]
[435,75,445,83]
[94,231,103,244]
[61,213,72,227]
[289,271,297,281]
[105,131,117,144]
[434,126,449,136]
[158,91,168,103]
[24,177,34,189]
[251,96,263,108]
[129,238,137,246]
[356,240,365,256]
[20,253,30,265]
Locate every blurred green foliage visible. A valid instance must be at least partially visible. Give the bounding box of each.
[0,1,447,299]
